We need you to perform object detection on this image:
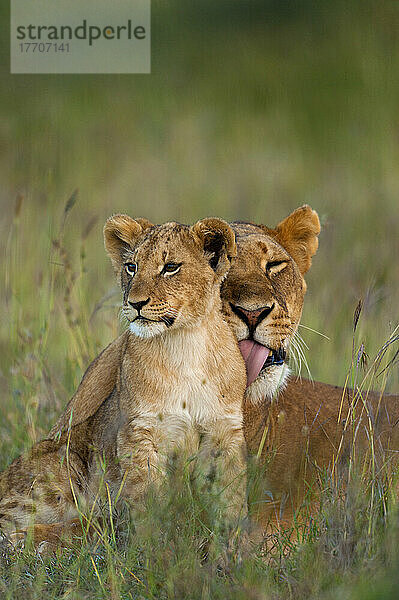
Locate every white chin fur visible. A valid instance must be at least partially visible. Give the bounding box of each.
[129,320,167,339]
[245,363,290,405]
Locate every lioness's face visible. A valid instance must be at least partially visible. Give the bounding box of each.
[222,206,320,400]
[104,216,236,339]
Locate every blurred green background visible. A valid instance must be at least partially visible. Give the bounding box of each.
[0,0,398,458]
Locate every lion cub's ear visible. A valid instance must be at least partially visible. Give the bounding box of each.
[273,205,320,275]
[104,214,154,272]
[191,218,237,278]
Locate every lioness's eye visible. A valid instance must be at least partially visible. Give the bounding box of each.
[125,262,137,277]
[266,260,287,276]
[162,262,182,276]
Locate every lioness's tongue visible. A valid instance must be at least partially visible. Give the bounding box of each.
[238,340,271,387]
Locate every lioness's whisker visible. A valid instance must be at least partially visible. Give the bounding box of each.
[291,348,300,376]
[297,345,313,382]
[290,338,302,376]
[298,323,331,340]
[291,333,313,381]
[295,331,310,352]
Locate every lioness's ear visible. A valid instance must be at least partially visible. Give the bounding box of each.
[273,205,320,275]
[104,214,154,272]
[191,218,236,278]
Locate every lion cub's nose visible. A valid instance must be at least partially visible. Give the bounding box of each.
[128,298,150,312]
[230,303,274,330]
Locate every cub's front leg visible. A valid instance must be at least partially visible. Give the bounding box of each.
[116,415,161,504]
[116,413,196,504]
[196,416,247,526]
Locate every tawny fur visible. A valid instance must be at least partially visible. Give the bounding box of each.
[243,379,399,531]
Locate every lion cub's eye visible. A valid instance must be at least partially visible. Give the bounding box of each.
[162,262,182,276]
[266,260,287,276]
[125,262,137,277]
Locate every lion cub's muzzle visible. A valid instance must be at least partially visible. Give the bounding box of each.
[126,297,176,328]
[128,298,150,313]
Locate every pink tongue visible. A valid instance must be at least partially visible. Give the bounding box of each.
[238,340,271,387]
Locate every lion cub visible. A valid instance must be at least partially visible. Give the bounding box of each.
[100,215,247,516]
[0,215,246,541]
[0,216,247,544]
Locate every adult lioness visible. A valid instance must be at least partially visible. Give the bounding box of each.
[222,208,399,532]
[0,216,247,542]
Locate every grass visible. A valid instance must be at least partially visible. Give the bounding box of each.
[0,0,399,597]
[0,339,398,600]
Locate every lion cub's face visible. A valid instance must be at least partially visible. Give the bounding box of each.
[221,206,320,400]
[104,216,236,339]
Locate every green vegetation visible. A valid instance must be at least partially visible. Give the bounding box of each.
[0,1,398,597]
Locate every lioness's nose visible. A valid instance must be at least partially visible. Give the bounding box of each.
[128,298,150,312]
[230,303,274,330]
